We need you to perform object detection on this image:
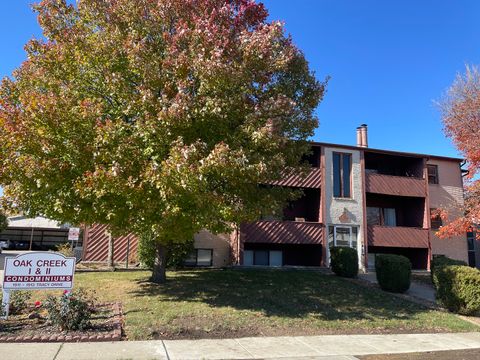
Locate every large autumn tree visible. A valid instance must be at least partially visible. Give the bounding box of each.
[0,0,325,282]
[0,210,7,233]
[437,65,480,238]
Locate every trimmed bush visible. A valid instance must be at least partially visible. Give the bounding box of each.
[435,265,480,315]
[431,255,467,289]
[375,254,411,293]
[330,246,358,278]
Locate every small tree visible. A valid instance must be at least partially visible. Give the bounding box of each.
[0,0,325,282]
[437,65,480,238]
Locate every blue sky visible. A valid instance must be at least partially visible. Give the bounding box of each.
[1,1,479,158]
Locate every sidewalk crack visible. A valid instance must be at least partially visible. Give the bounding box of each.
[233,339,255,358]
[161,340,171,360]
[52,343,64,360]
[294,337,323,355]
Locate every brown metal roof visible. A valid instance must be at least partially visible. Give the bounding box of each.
[241,220,324,245]
[310,141,463,162]
[367,225,429,248]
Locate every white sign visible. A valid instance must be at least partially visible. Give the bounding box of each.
[68,227,80,241]
[2,252,76,319]
[2,252,76,290]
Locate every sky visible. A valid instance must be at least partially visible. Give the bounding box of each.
[1,1,479,159]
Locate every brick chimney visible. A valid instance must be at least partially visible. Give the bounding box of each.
[356,124,368,148]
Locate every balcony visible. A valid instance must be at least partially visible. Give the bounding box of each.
[367,225,429,248]
[268,167,321,189]
[366,173,426,198]
[241,221,324,245]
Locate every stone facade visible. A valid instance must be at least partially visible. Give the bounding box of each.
[323,147,365,270]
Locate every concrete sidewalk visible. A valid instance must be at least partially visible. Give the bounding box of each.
[358,272,436,303]
[2,332,480,360]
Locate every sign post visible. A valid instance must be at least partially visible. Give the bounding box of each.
[1,252,76,319]
[68,227,80,249]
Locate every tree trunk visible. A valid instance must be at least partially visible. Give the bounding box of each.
[107,231,115,270]
[151,243,168,283]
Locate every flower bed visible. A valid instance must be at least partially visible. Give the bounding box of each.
[0,302,123,343]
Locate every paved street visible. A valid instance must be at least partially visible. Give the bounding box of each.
[1,332,479,360]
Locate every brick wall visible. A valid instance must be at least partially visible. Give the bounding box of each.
[428,159,468,263]
[193,230,232,267]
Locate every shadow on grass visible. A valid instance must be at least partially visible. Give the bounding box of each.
[131,268,429,322]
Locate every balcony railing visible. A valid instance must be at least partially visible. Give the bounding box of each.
[241,221,324,245]
[367,225,429,248]
[366,173,426,197]
[267,167,321,188]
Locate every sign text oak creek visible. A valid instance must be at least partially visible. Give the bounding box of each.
[2,252,76,290]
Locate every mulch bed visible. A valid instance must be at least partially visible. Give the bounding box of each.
[0,302,124,343]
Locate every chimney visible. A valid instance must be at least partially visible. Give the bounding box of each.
[356,127,363,147]
[357,124,368,148]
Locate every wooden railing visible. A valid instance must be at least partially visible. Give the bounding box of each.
[366,173,426,197]
[241,221,324,245]
[267,167,321,189]
[367,225,429,248]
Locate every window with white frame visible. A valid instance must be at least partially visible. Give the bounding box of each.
[328,225,358,249]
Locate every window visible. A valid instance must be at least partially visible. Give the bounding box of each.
[367,207,396,227]
[328,225,358,248]
[184,249,213,267]
[427,165,439,184]
[467,232,476,268]
[367,207,381,226]
[243,250,283,266]
[269,251,283,266]
[333,152,352,198]
[383,208,397,227]
[430,209,443,230]
[254,250,269,266]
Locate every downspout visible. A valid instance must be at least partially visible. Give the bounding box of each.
[424,158,432,271]
[360,150,368,272]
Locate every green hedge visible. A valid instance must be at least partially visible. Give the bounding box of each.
[330,246,358,278]
[375,254,411,293]
[431,255,467,289]
[434,263,480,316]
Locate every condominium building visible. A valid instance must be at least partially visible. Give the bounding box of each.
[82,125,478,270]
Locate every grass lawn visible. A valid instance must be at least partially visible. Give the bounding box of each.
[47,269,478,340]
